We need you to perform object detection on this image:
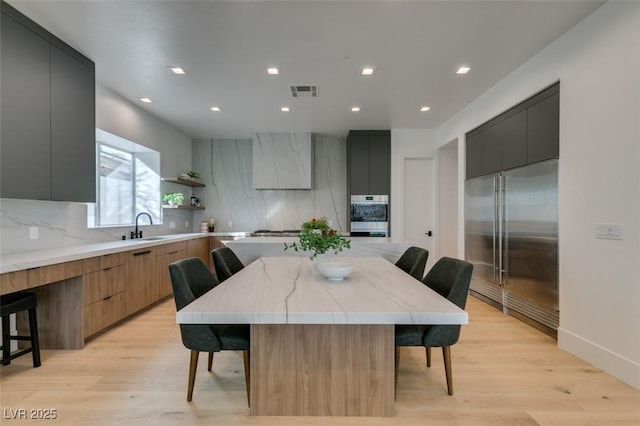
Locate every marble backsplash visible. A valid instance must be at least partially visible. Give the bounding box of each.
[192,134,347,233]
[0,198,192,254]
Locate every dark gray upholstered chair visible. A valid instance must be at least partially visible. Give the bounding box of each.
[211,247,245,283]
[169,257,250,403]
[395,246,429,280]
[395,257,473,395]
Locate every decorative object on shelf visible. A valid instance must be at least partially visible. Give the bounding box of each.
[317,260,354,281]
[187,171,200,180]
[190,196,200,207]
[205,217,216,232]
[162,192,184,206]
[283,217,351,260]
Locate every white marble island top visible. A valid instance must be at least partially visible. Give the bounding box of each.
[177,256,468,325]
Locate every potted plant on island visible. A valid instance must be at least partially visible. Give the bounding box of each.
[162,192,184,206]
[284,217,351,260]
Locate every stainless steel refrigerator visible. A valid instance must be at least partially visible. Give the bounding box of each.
[465,159,558,331]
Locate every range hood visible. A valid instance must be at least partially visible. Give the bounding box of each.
[253,133,313,189]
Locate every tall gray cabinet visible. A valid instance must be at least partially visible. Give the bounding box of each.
[347,130,391,196]
[1,2,96,202]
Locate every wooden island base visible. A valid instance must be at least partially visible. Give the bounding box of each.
[250,324,394,417]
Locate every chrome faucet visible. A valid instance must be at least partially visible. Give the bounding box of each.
[131,212,153,239]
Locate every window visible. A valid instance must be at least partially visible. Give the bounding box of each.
[88,129,161,227]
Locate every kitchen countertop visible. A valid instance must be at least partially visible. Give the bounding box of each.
[0,233,228,274]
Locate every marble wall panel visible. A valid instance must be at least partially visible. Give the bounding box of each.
[192,134,347,233]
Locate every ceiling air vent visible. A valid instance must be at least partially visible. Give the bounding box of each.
[290,85,318,97]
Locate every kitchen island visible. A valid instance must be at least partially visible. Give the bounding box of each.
[225,236,415,265]
[178,256,468,416]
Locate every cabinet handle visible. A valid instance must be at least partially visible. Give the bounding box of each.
[133,250,152,256]
[103,295,112,301]
[103,267,112,271]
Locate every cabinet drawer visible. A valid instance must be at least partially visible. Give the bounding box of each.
[83,264,126,305]
[83,253,126,274]
[26,260,83,288]
[84,292,125,338]
[155,241,188,256]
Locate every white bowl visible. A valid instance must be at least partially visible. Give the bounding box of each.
[317,260,354,281]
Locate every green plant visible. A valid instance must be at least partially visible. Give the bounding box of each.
[187,171,200,179]
[162,192,184,205]
[284,217,351,259]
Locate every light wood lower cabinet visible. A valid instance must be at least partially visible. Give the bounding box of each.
[156,241,188,299]
[83,253,126,338]
[188,236,212,269]
[125,247,157,316]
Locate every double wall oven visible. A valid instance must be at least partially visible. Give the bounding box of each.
[350,195,389,237]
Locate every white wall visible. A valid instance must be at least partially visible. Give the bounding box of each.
[435,2,640,389]
[96,84,191,178]
[436,140,459,260]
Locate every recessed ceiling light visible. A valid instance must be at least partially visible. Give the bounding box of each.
[361,67,374,76]
[139,97,152,103]
[420,106,431,112]
[281,107,290,112]
[351,106,361,112]
[267,67,279,75]
[170,67,187,75]
[210,106,221,112]
[456,66,471,74]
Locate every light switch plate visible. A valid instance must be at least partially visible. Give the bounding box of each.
[594,223,623,240]
[29,226,39,240]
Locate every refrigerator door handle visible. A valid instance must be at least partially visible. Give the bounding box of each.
[500,174,507,286]
[493,176,498,285]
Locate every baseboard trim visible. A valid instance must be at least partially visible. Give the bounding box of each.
[558,327,640,390]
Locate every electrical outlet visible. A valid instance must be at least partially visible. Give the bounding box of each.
[595,223,623,240]
[29,226,39,240]
[228,220,233,229]
[185,220,189,228]
[169,221,176,229]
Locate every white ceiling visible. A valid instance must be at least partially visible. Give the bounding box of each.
[8,0,603,140]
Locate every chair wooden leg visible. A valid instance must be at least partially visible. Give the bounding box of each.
[426,347,431,367]
[394,347,400,400]
[187,350,199,402]
[242,350,251,407]
[443,346,453,395]
[207,352,213,371]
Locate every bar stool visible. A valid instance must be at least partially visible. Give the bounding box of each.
[1,292,41,367]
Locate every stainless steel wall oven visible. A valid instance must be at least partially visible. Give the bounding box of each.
[350,195,389,237]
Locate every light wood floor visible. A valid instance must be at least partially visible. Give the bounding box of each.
[1,296,638,425]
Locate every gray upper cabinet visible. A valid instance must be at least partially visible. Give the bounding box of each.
[1,12,52,200]
[50,45,96,202]
[528,91,559,164]
[348,130,390,195]
[0,2,96,202]
[465,83,559,180]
